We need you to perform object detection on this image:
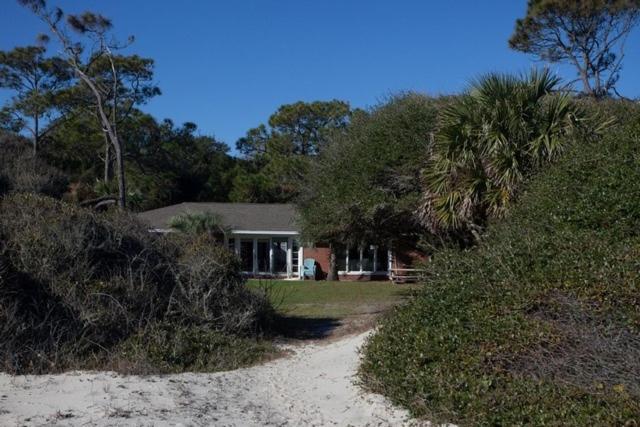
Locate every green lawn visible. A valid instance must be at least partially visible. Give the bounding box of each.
[248,279,421,319]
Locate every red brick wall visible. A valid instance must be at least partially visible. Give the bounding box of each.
[392,244,429,269]
[302,246,331,280]
[302,243,428,281]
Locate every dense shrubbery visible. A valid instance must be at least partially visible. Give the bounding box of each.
[0,193,274,373]
[360,100,640,425]
[0,136,69,198]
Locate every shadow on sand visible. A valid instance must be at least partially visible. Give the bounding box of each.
[273,315,343,340]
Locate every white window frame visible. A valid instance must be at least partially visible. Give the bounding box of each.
[224,232,302,279]
[338,245,391,275]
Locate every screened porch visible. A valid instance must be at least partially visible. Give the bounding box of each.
[225,234,303,279]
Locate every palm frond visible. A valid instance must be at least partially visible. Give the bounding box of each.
[420,69,595,234]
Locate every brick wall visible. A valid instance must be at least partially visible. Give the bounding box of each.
[301,246,331,280]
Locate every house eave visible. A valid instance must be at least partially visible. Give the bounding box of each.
[229,230,299,236]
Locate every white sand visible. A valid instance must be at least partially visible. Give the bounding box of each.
[0,331,428,426]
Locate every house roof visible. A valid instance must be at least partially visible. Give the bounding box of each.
[137,202,299,233]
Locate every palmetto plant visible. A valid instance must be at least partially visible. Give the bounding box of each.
[169,212,228,236]
[420,69,591,234]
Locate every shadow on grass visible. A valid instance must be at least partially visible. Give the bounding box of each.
[272,315,343,340]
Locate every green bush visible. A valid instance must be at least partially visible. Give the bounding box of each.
[116,322,275,373]
[0,194,274,373]
[360,100,640,425]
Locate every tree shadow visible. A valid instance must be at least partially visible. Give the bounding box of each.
[272,315,343,340]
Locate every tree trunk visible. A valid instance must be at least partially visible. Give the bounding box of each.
[74,70,126,210]
[327,242,338,281]
[33,113,39,157]
[103,136,112,183]
[112,139,126,210]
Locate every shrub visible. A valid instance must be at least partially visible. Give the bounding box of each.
[360,100,640,425]
[0,193,274,373]
[0,136,69,198]
[115,322,275,373]
[169,234,274,333]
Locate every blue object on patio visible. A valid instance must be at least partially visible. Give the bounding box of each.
[303,258,316,279]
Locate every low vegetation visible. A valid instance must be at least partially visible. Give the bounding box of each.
[0,193,274,374]
[0,134,68,198]
[360,101,640,425]
[248,279,419,319]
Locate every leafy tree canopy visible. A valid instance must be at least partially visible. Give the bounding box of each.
[509,0,640,97]
[297,93,440,248]
[233,99,352,203]
[0,45,72,154]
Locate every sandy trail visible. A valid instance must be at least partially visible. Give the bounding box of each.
[0,331,422,426]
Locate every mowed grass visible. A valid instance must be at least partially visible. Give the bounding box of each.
[247,279,420,319]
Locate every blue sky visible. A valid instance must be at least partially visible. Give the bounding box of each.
[2,0,640,153]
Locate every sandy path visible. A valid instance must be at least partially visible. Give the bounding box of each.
[0,331,423,426]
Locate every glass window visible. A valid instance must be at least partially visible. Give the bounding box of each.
[377,246,389,272]
[240,240,253,272]
[257,239,270,272]
[348,247,360,272]
[227,238,235,253]
[272,238,288,273]
[335,245,347,272]
[362,246,375,272]
[291,239,299,274]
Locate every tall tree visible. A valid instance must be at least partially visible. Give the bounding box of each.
[20,0,143,209]
[298,94,439,278]
[234,100,351,202]
[0,45,72,155]
[73,54,159,184]
[509,0,640,98]
[268,100,351,155]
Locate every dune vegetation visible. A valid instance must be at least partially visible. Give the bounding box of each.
[360,100,640,425]
[0,192,275,374]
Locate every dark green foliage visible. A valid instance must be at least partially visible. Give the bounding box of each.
[122,117,236,210]
[233,100,352,203]
[0,44,72,155]
[421,70,593,236]
[0,194,274,374]
[169,211,227,236]
[298,93,440,247]
[360,100,640,425]
[45,113,236,210]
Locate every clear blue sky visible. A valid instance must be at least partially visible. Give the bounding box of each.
[2,0,640,153]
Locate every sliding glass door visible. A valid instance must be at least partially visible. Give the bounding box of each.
[272,238,288,274]
[256,239,269,273]
[239,239,253,272]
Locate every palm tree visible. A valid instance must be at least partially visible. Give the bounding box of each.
[169,212,228,236]
[420,69,589,234]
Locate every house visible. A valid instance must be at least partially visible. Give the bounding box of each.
[138,202,426,281]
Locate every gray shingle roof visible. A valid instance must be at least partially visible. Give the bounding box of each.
[137,202,299,233]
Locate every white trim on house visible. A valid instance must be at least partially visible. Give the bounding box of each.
[337,245,391,276]
[224,233,302,279]
[230,230,299,236]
